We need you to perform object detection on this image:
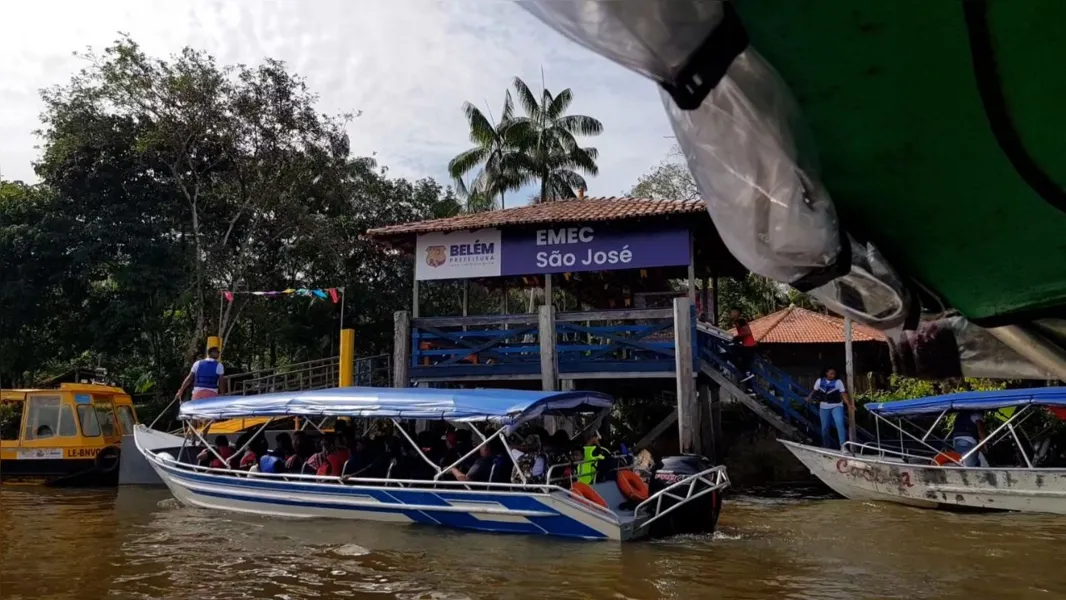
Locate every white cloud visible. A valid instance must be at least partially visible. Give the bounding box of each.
[0,0,676,201]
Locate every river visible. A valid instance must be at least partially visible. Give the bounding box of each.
[1,487,1064,599]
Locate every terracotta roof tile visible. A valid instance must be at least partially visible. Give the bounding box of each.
[734,306,887,344]
[365,197,706,238]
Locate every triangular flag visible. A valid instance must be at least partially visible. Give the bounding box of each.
[223,291,234,302]
[328,288,340,303]
[283,288,296,294]
[313,289,328,300]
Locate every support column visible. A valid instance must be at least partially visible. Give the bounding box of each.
[412,280,420,318]
[674,296,698,454]
[845,315,856,442]
[393,311,410,388]
[539,303,561,433]
[697,379,714,459]
[687,232,696,304]
[710,272,720,326]
[339,328,355,387]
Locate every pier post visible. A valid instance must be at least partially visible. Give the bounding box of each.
[674,296,698,454]
[339,329,355,387]
[539,304,562,432]
[393,311,410,388]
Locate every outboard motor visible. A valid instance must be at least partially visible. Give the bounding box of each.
[646,454,723,538]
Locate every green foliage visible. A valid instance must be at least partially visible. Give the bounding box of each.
[449,76,603,207]
[0,403,22,440]
[0,37,459,396]
[857,375,1007,405]
[630,145,699,201]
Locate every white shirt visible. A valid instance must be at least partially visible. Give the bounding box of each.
[814,378,846,409]
[191,358,225,392]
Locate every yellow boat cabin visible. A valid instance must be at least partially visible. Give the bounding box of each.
[0,383,139,486]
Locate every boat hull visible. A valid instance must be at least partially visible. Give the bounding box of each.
[148,456,635,541]
[0,456,120,487]
[780,440,1066,514]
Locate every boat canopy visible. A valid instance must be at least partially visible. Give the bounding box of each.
[179,387,613,427]
[865,387,1066,417]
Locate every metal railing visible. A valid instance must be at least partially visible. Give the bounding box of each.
[224,354,391,396]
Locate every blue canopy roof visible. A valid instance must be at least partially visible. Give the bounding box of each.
[179,387,613,425]
[865,387,1066,417]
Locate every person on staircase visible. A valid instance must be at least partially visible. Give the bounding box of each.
[807,367,853,451]
[175,346,227,402]
[729,308,757,384]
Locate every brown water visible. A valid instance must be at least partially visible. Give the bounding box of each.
[2,487,1065,600]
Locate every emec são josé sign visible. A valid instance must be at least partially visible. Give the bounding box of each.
[414,224,690,281]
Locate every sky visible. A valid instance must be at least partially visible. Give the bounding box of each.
[0,0,677,203]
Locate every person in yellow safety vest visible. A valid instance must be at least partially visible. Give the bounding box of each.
[577,431,607,485]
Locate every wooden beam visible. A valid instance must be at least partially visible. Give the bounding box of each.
[412,314,538,328]
[674,296,698,454]
[635,408,678,451]
[393,311,411,388]
[845,316,857,443]
[412,279,420,319]
[556,308,673,322]
[687,231,696,304]
[700,362,803,440]
[539,304,557,392]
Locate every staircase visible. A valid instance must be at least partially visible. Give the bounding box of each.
[223,354,391,396]
[696,324,872,443]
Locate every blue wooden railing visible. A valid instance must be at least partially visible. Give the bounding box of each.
[696,327,872,442]
[409,308,689,379]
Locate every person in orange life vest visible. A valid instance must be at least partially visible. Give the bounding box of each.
[729,307,757,383]
[175,346,227,402]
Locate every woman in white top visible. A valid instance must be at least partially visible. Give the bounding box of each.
[806,367,853,450]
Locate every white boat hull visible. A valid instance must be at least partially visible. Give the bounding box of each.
[137,427,729,542]
[780,439,1066,514]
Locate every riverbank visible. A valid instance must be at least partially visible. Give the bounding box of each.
[3,486,1063,599]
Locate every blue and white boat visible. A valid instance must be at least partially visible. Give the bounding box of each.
[135,387,729,541]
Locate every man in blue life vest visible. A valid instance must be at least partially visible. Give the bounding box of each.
[175,346,227,402]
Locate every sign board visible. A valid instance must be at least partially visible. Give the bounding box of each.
[16,448,63,460]
[415,228,502,281]
[501,224,690,276]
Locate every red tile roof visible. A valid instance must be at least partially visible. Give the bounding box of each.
[736,306,887,344]
[365,197,706,237]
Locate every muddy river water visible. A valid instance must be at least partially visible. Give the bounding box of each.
[2,487,1065,599]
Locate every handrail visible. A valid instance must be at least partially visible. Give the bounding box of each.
[633,465,729,530]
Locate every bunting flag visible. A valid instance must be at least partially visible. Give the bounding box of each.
[220,287,343,304]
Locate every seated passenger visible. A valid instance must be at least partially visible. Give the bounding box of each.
[438,430,463,470]
[511,434,547,483]
[197,435,235,469]
[285,431,313,472]
[35,425,55,439]
[255,432,293,473]
[450,440,506,483]
[314,434,351,477]
[239,436,269,470]
[342,437,373,477]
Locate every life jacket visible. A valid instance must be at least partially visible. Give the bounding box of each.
[812,378,843,405]
[317,449,350,476]
[259,454,283,474]
[578,445,604,484]
[193,358,221,390]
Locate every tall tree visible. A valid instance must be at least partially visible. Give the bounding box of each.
[630,145,700,201]
[510,76,602,203]
[447,93,524,210]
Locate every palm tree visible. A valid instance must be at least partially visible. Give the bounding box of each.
[509,76,602,203]
[447,93,524,210]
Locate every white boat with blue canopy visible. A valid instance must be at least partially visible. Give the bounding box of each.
[780,386,1066,514]
[135,387,729,541]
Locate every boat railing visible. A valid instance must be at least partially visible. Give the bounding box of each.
[143,445,625,520]
[842,441,939,465]
[633,465,729,530]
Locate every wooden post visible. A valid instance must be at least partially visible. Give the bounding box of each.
[338,328,355,387]
[697,379,713,459]
[701,276,710,322]
[710,272,720,326]
[544,273,553,308]
[393,311,410,388]
[687,232,696,305]
[412,279,420,318]
[539,304,557,392]
[674,296,697,454]
[845,315,857,442]
[462,280,469,317]
[709,382,722,461]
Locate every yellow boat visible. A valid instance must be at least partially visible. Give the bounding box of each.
[0,383,139,486]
